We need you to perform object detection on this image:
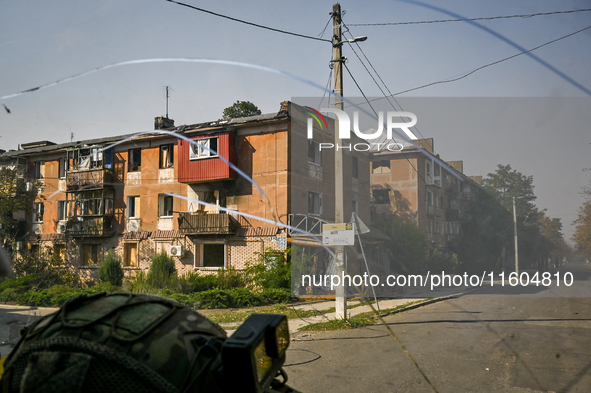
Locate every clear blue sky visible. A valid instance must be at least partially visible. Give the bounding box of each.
[1,0,590,241]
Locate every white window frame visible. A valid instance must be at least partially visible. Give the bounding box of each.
[33,202,44,223]
[190,137,218,160]
[127,196,139,219]
[158,194,174,218]
[194,240,226,269]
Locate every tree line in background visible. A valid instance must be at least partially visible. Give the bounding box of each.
[573,170,591,260]
[372,164,573,274]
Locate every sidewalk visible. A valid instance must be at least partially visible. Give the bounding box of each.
[223,284,476,336]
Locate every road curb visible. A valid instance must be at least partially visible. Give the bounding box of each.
[378,287,480,319]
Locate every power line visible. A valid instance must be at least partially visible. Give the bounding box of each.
[348,8,591,26]
[374,23,591,99]
[341,24,427,141]
[164,0,331,43]
[342,62,429,189]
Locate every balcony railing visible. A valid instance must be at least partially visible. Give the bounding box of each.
[66,169,113,191]
[66,216,113,237]
[178,212,237,235]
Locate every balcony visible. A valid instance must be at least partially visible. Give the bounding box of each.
[66,216,113,237]
[66,169,113,191]
[178,212,237,235]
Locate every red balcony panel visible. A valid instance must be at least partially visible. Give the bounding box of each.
[178,132,237,183]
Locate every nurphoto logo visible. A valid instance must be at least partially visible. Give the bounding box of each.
[305,107,419,152]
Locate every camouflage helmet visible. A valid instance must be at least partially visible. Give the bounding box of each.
[0,292,227,393]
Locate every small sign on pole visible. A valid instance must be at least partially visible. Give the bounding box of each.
[323,223,355,246]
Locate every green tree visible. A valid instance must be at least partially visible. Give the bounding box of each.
[373,214,430,273]
[0,167,42,241]
[573,184,591,259]
[482,164,538,217]
[147,251,177,288]
[481,164,550,269]
[221,100,261,120]
[99,252,124,287]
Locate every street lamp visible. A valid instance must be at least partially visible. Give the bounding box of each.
[513,197,519,274]
[512,196,526,274]
[333,36,368,47]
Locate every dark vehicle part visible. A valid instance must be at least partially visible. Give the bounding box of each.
[0,293,295,393]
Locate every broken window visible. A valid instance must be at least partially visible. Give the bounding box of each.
[190,137,218,160]
[129,148,141,172]
[159,144,174,168]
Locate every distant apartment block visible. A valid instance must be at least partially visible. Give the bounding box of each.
[371,138,483,246]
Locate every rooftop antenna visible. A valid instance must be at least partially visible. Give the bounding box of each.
[165,86,169,119]
[70,132,74,142]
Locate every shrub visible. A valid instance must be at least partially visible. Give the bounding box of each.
[195,288,233,309]
[215,268,245,290]
[129,270,151,293]
[245,248,291,290]
[43,285,85,306]
[262,288,292,304]
[228,288,263,308]
[99,252,124,287]
[147,251,177,288]
[12,250,79,288]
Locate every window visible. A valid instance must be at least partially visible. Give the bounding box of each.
[372,160,390,174]
[34,161,45,179]
[68,190,114,218]
[159,144,174,168]
[352,156,358,179]
[425,160,433,184]
[124,243,138,267]
[159,194,173,217]
[58,158,66,178]
[352,200,358,215]
[54,244,66,264]
[82,244,102,265]
[127,196,139,218]
[190,137,218,160]
[307,191,322,215]
[33,203,44,222]
[196,242,225,268]
[57,201,66,221]
[372,189,390,205]
[129,148,141,172]
[427,191,434,215]
[308,140,322,165]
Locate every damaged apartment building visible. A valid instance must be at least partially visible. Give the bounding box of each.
[371,138,483,247]
[0,102,370,281]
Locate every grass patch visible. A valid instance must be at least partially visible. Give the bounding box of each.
[298,298,434,332]
[299,313,376,331]
[205,304,328,325]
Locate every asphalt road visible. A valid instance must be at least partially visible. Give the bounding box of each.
[286,261,591,393]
